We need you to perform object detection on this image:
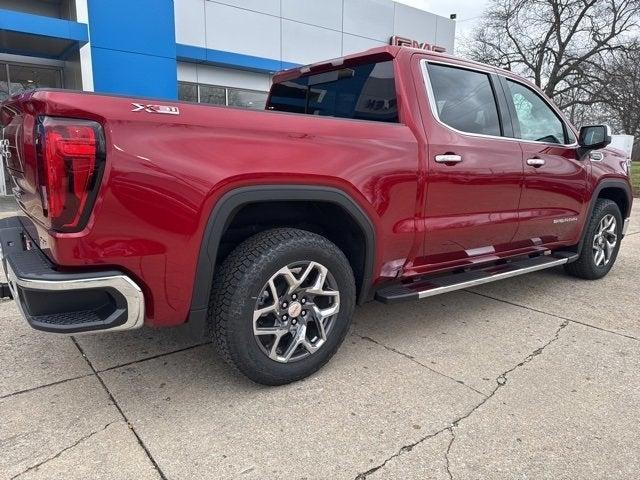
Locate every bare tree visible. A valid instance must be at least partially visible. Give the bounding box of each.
[597,45,640,136]
[462,0,640,121]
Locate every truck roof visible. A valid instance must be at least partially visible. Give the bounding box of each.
[273,45,503,83]
[273,45,401,83]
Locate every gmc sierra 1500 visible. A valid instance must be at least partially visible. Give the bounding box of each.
[0,46,633,385]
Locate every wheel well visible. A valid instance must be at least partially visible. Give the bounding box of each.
[598,187,630,219]
[216,201,369,299]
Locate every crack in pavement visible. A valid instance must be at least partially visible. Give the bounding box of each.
[444,428,455,480]
[10,421,118,479]
[96,342,211,374]
[354,425,451,479]
[353,333,488,398]
[467,290,640,343]
[354,320,569,479]
[71,337,169,480]
[0,343,210,403]
[0,373,94,401]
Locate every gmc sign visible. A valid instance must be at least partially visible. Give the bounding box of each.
[390,35,447,53]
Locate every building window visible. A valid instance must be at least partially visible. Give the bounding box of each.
[178,82,268,110]
[178,82,198,103]
[200,85,226,106]
[228,88,267,109]
[0,0,77,20]
[0,65,8,102]
[0,62,63,102]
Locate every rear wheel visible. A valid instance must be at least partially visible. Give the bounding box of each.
[208,228,355,385]
[564,199,622,280]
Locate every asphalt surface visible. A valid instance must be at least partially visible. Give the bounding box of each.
[1,206,638,480]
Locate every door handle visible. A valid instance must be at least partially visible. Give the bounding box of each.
[435,154,463,164]
[526,158,545,167]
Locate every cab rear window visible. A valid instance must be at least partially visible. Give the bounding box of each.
[267,61,398,123]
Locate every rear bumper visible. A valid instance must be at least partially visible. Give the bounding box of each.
[0,217,145,334]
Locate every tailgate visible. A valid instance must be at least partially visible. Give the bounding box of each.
[0,101,26,173]
[0,101,25,172]
[1,95,43,220]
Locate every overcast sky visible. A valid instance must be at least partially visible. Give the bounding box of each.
[394,0,490,38]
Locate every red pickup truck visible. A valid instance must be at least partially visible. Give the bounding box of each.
[0,46,633,385]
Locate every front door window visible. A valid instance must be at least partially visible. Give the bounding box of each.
[506,80,566,144]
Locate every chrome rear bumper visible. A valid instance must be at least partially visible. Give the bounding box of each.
[0,217,145,334]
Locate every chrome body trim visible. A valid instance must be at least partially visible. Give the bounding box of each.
[526,158,546,167]
[435,154,463,163]
[419,59,579,148]
[416,256,573,299]
[622,218,631,236]
[4,261,145,334]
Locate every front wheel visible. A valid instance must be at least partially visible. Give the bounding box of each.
[208,228,355,385]
[564,199,623,280]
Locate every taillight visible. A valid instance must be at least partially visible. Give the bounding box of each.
[36,117,105,232]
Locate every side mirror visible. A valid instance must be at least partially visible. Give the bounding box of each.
[579,124,612,152]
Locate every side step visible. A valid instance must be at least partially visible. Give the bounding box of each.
[376,253,577,304]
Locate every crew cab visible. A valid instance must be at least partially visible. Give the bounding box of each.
[0,46,633,385]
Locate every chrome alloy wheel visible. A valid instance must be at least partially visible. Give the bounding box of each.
[592,214,618,267]
[253,261,340,363]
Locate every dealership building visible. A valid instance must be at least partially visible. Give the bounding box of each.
[0,0,455,110]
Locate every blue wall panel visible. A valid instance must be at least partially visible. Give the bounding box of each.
[176,44,300,75]
[0,8,88,42]
[87,0,177,99]
[91,48,178,99]
[87,0,176,58]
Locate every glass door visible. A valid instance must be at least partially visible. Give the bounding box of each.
[0,64,9,102]
[7,63,63,95]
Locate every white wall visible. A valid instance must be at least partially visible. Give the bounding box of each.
[174,0,455,66]
[74,0,94,91]
[281,0,343,30]
[204,2,281,60]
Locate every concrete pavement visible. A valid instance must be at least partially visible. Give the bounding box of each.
[1,206,638,479]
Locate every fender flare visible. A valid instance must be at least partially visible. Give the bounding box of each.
[576,178,632,254]
[188,185,376,322]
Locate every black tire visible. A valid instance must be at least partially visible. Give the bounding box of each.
[208,228,356,385]
[564,199,623,280]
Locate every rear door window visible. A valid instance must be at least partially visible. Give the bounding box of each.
[426,63,502,137]
[267,61,398,123]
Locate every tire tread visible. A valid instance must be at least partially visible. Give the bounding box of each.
[207,228,354,385]
[564,199,621,280]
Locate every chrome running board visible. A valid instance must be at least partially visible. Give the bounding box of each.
[375,253,578,304]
